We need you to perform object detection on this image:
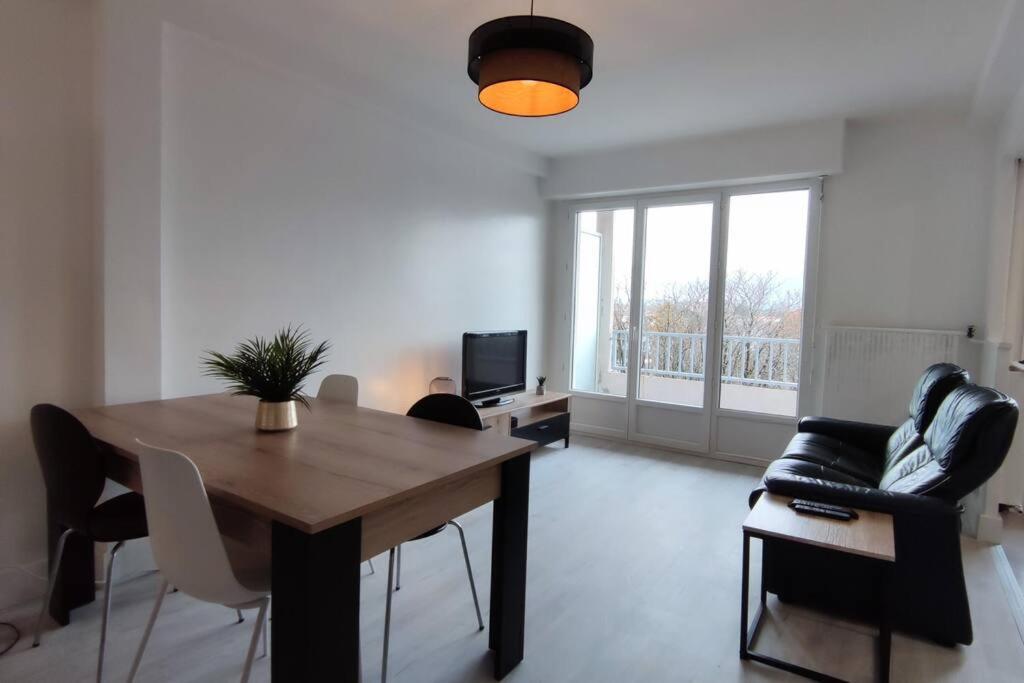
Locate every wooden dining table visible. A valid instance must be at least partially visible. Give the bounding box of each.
[57,393,537,682]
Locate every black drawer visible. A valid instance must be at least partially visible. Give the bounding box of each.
[511,412,570,447]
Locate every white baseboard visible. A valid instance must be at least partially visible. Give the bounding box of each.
[0,560,47,611]
[626,432,706,455]
[570,423,627,440]
[570,428,768,470]
[977,513,1004,544]
[0,539,156,613]
[709,449,774,469]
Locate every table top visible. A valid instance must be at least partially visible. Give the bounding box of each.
[73,394,536,534]
[743,493,895,562]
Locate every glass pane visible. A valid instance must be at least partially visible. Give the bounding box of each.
[637,203,714,406]
[571,208,634,395]
[719,190,809,416]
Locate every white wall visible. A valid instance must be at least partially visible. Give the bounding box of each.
[0,0,100,608]
[546,113,996,418]
[100,0,163,404]
[158,26,547,412]
[97,0,550,413]
[818,114,993,333]
[810,113,994,410]
[978,51,1024,528]
[542,119,845,199]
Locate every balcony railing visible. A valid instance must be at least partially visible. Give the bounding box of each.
[610,330,800,389]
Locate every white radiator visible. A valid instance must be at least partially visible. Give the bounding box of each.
[823,326,962,424]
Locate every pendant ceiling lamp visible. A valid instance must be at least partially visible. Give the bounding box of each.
[467,1,594,117]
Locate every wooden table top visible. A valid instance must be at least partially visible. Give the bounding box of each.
[743,493,895,562]
[73,394,536,534]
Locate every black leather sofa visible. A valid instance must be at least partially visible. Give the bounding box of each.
[750,363,1018,645]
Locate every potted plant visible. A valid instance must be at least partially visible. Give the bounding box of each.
[201,326,330,431]
[536,376,547,396]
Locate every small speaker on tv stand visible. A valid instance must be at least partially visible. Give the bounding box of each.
[510,416,519,429]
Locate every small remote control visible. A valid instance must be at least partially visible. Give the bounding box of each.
[788,498,858,521]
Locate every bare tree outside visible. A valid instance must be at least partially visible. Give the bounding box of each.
[610,269,802,388]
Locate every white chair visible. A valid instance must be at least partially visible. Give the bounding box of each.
[317,374,359,404]
[128,441,271,683]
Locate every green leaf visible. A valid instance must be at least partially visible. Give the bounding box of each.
[200,325,331,409]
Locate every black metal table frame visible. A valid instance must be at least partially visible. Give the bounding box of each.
[740,530,892,683]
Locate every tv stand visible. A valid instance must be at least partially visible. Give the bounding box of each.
[475,396,515,408]
[476,391,572,448]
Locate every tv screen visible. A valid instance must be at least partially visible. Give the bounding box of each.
[462,331,527,401]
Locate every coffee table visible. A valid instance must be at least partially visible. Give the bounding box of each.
[740,493,896,682]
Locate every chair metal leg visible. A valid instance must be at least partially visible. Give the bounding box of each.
[96,541,124,682]
[241,598,269,683]
[236,609,244,624]
[395,544,402,591]
[450,521,484,631]
[368,557,375,575]
[382,548,397,683]
[128,579,169,682]
[32,528,73,647]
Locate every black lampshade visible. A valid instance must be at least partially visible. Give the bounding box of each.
[468,16,594,117]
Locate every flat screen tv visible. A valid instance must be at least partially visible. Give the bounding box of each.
[462,330,527,406]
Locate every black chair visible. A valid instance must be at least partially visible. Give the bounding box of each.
[750,366,1018,646]
[30,404,149,682]
[378,394,486,682]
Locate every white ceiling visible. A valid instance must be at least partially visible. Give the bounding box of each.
[169,0,1012,158]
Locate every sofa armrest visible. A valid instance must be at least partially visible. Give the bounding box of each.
[760,471,957,520]
[798,416,898,454]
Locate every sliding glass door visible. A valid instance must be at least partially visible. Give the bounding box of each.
[568,180,820,462]
[627,194,720,451]
[718,190,810,417]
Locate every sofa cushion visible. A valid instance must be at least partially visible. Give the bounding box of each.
[878,444,947,495]
[876,363,967,481]
[926,385,1014,471]
[781,433,883,485]
[762,456,877,490]
[879,385,1019,501]
[882,420,922,472]
[907,363,969,434]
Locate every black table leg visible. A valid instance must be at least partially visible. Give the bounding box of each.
[878,567,892,683]
[741,531,882,683]
[47,503,94,625]
[878,621,891,683]
[489,453,531,680]
[272,518,361,682]
[740,531,751,659]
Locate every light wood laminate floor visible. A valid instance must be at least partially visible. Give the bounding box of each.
[1002,510,1024,589]
[1,436,1022,682]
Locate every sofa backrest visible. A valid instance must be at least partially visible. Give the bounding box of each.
[879,384,1018,502]
[882,363,969,472]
